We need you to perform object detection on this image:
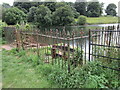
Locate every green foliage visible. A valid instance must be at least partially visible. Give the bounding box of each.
[13,1,43,13]
[25,23,31,30]
[0,21,7,44]
[55,2,67,9]
[87,2,103,17]
[43,2,56,12]
[35,5,52,27]
[2,7,27,25]
[27,6,38,22]
[77,15,87,25]
[2,46,119,88]
[16,23,20,29]
[74,1,87,15]
[105,3,117,16]
[52,5,74,26]
[73,47,83,66]
[71,6,80,18]
[2,3,11,8]
[47,61,119,88]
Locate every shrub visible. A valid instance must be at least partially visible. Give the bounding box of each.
[47,61,119,88]
[77,15,86,25]
[2,7,27,25]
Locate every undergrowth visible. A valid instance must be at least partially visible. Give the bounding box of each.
[2,48,120,88]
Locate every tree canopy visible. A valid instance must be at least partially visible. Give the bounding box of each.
[35,5,52,27]
[74,0,87,15]
[52,4,74,26]
[87,2,103,17]
[105,3,117,16]
[27,6,38,22]
[2,7,27,25]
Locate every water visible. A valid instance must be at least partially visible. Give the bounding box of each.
[39,23,120,61]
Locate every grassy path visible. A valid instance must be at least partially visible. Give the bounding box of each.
[2,50,56,88]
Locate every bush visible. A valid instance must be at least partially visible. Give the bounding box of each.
[2,7,27,25]
[77,15,86,25]
[47,61,119,88]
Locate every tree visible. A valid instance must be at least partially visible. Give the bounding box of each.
[43,0,57,12]
[74,0,87,15]
[55,2,79,18]
[43,2,56,12]
[52,5,74,26]
[87,2,103,17]
[13,0,43,13]
[2,7,27,25]
[2,3,11,8]
[55,2,67,9]
[35,5,52,27]
[105,3,117,16]
[27,6,38,22]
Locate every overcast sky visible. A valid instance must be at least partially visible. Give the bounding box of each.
[0,0,119,12]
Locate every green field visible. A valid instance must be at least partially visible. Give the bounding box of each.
[86,16,118,24]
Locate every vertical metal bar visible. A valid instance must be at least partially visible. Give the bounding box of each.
[63,30,66,69]
[61,30,63,69]
[67,34,70,73]
[36,30,40,58]
[50,29,53,65]
[72,31,75,68]
[89,29,91,62]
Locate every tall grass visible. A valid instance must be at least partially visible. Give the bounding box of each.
[2,49,58,88]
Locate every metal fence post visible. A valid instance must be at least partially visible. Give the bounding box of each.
[89,29,91,62]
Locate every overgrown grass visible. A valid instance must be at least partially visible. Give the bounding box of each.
[2,49,58,88]
[2,48,120,88]
[86,16,118,25]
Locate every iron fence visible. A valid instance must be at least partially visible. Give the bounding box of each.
[3,25,120,72]
[89,26,120,71]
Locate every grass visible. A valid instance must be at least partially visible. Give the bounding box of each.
[2,46,120,88]
[2,49,58,88]
[86,16,118,24]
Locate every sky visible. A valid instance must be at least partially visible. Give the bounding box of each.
[0,0,119,12]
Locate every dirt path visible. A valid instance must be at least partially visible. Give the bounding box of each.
[1,44,15,51]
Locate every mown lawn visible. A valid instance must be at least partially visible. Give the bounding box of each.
[86,16,118,24]
[2,49,57,88]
